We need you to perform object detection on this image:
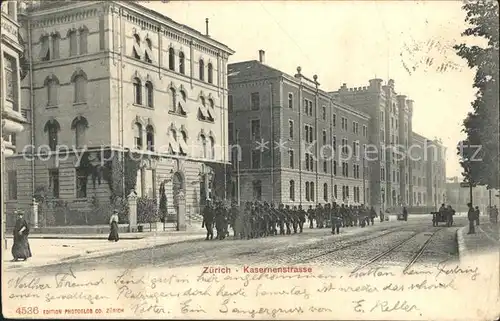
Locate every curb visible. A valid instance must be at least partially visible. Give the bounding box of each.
[456,225,469,263]
[6,235,146,240]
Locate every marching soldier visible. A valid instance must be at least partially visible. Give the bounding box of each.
[202,200,214,240]
[278,203,286,235]
[331,202,342,235]
[230,201,241,238]
[297,205,306,233]
[269,203,278,236]
[214,201,227,240]
[291,206,299,234]
[316,203,324,228]
[243,202,252,239]
[307,205,315,229]
[285,205,292,235]
[370,206,377,225]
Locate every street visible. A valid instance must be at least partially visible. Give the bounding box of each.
[27,214,467,275]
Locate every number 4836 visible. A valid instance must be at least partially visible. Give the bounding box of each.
[16,307,39,314]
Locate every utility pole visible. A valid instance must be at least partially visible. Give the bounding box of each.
[236,130,241,207]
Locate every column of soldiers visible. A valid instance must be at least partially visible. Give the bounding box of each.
[202,199,380,241]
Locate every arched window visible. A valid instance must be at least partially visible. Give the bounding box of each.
[145,81,154,107]
[305,182,310,202]
[73,74,87,103]
[179,130,188,156]
[46,76,59,106]
[134,123,143,149]
[310,182,315,202]
[79,27,88,54]
[200,134,207,158]
[133,78,142,105]
[52,33,60,59]
[289,180,295,201]
[179,52,185,74]
[69,29,78,56]
[170,87,176,112]
[146,125,154,151]
[199,59,204,81]
[133,34,141,59]
[207,63,213,84]
[323,183,328,202]
[209,136,215,159]
[334,185,338,199]
[145,39,152,63]
[168,47,175,70]
[252,180,262,200]
[44,120,60,151]
[71,117,89,148]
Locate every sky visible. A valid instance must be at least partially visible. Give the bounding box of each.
[143,0,481,178]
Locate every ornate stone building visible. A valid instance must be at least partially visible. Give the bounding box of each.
[2,1,27,234]
[5,1,233,229]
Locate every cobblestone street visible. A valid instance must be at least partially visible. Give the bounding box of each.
[25,215,465,276]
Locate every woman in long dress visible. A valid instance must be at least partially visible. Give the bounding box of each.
[11,210,32,261]
[108,209,119,242]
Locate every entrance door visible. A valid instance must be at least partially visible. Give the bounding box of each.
[172,172,185,226]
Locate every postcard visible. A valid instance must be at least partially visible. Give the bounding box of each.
[1,0,499,320]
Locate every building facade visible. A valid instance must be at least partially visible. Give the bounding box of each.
[5,1,233,229]
[2,1,27,235]
[446,176,499,214]
[228,52,370,207]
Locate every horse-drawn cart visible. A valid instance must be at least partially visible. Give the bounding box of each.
[431,211,453,227]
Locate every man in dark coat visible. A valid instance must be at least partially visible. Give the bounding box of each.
[307,205,315,229]
[202,201,214,240]
[12,210,32,261]
[297,205,306,233]
[474,206,480,226]
[467,202,476,234]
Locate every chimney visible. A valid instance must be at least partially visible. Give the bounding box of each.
[205,18,209,36]
[258,50,265,63]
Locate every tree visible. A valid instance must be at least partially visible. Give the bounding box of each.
[137,196,158,232]
[454,0,499,189]
[158,182,168,231]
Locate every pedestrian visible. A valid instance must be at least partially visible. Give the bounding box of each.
[474,206,480,226]
[108,209,120,242]
[467,202,475,234]
[402,206,408,221]
[493,206,499,224]
[11,210,32,262]
[202,200,214,240]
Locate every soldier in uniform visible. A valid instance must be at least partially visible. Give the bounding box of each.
[370,206,377,226]
[243,202,252,239]
[214,201,226,240]
[316,203,324,228]
[331,202,342,235]
[291,206,299,234]
[307,205,315,229]
[269,203,278,236]
[202,200,214,240]
[297,205,306,233]
[278,203,286,235]
[229,201,241,238]
[285,205,292,235]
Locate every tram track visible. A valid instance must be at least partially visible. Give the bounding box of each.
[402,228,444,273]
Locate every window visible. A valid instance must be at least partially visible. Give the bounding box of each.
[169,47,175,70]
[228,95,233,112]
[52,33,60,59]
[134,123,143,149]
[252,180,262,200]
[332,136,336,151]
[323,183,328,202]
[303,99,313,116]
[178,51,185,74]
[199,59,205,81]
[79,27,88,54]
[353,141,358,156]
[69,30,78,56]
[322,130,327,145]
[47,77,58,106]
[305,182,310,201]
[132,34,141,59]
[363,125,368,137]
[352,121,359,134]
[289,180,295,201]
[288,150,294,168]
[99,16,105,50]
[323,160,327,173]
[341,117,348,130]
[322,106,326,120]
[200,134,207,158]
[40,36,51,61]
[73,74,87,103]
[49,169,60,198]
[145,38,153,63]
[342,138,348,154]
[251,119,260,140]
[251,150,261,168]
[332,114,336,127]
[207,63,213,84]
[45,120,60,151]
[133,78,142,105]
[250,92,260,110]
[333,160,337,176]
[310,182,315,202]
[288,93,293,109]
[334,185,338,199]
[209,137,215,159]
[381,167,385,181]
[145,81,154,107]
[71,117,88,148]
[8,171,17,200]
[4,54,16,105]
[76,168,87,198]
[146,125,154,151]
[289,120,294,139]
[170,88,176,112]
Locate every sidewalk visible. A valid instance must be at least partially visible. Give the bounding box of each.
[3,228,206,271]
[457,221,499,262]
